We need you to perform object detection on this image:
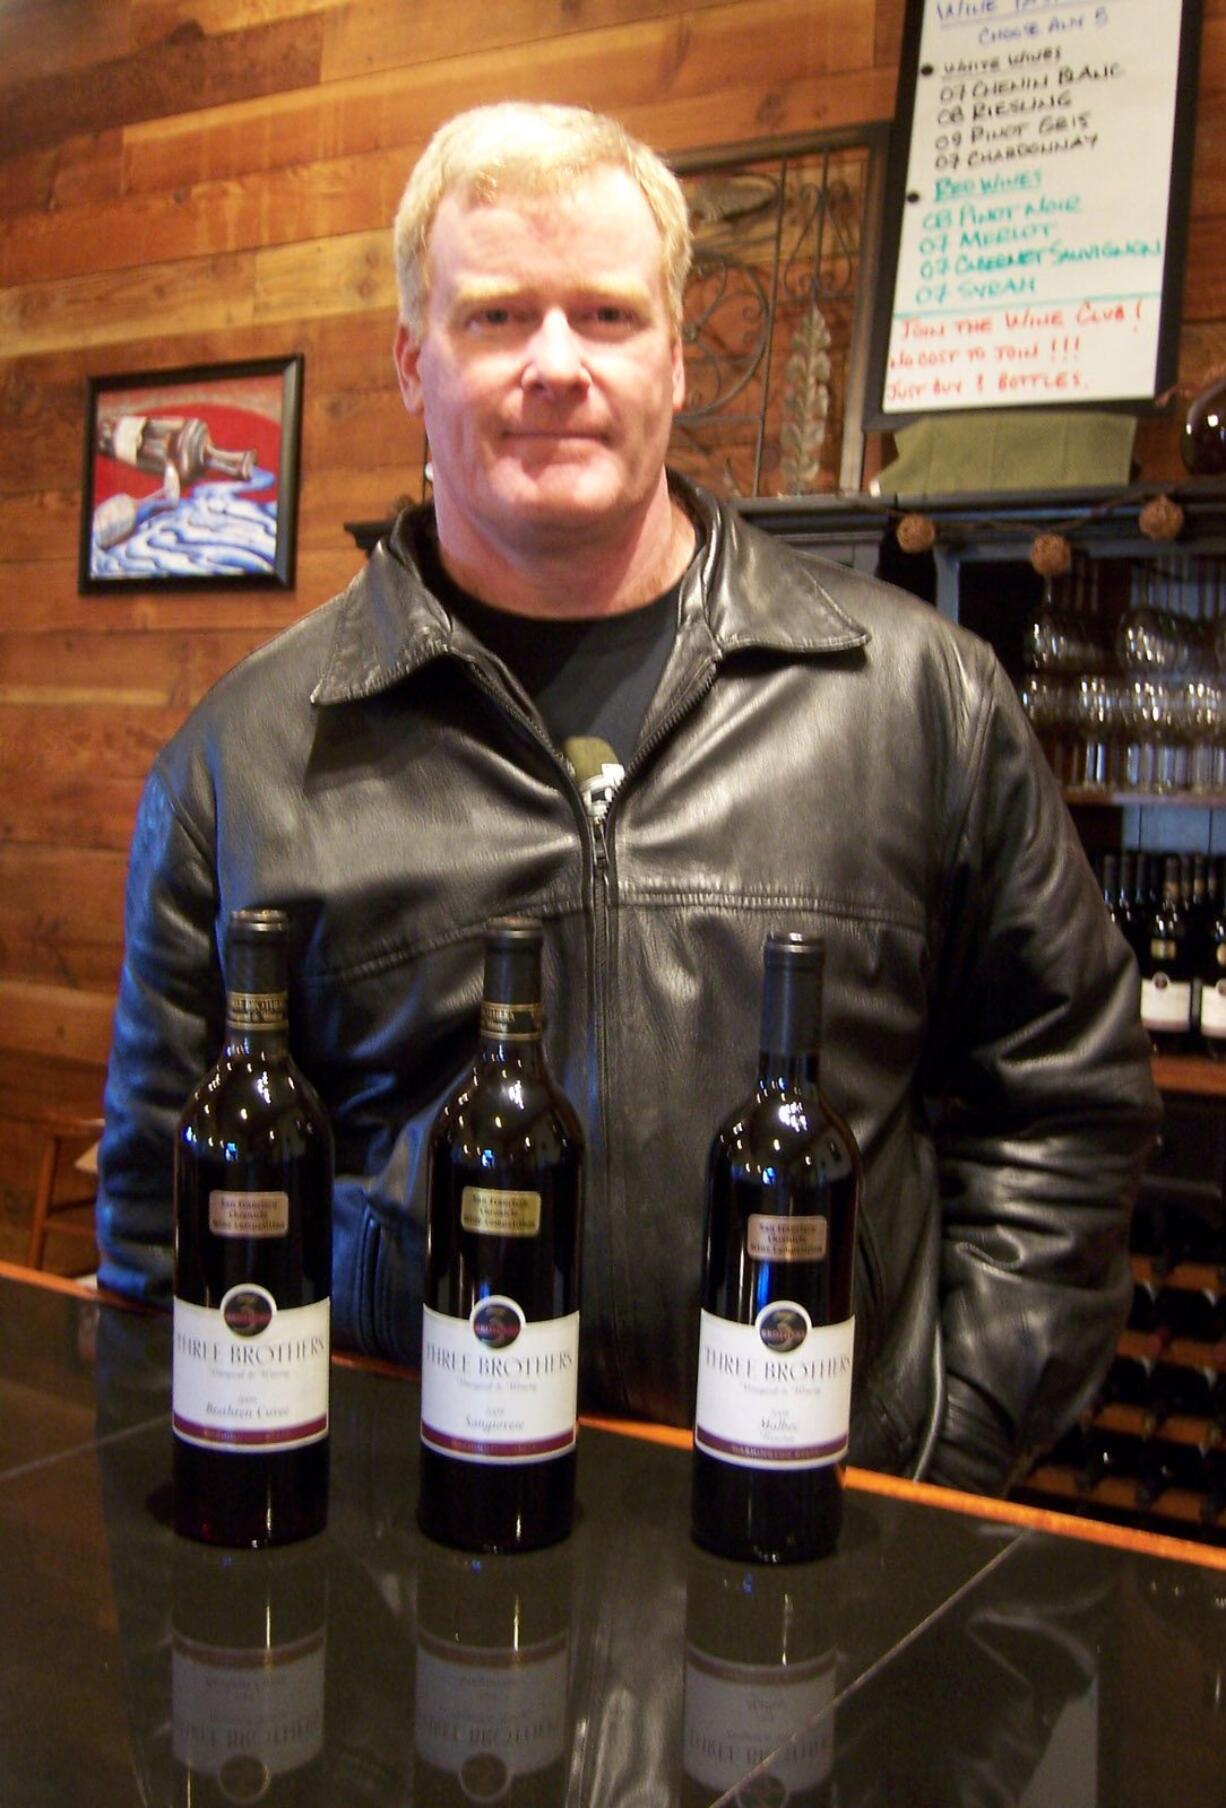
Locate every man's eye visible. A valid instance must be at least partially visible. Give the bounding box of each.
[591,306,634,326]
[470,306,513,328]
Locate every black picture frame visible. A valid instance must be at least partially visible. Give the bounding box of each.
[78,353,304,593]
[863,0,1203,427]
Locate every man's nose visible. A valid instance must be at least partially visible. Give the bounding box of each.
[523,310,590,391]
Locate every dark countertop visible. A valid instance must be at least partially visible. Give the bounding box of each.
[1,1268,1223,1807]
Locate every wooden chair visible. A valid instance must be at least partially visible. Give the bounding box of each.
[26,1116,103,1272]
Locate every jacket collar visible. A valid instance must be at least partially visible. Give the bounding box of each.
[311,474,869,707]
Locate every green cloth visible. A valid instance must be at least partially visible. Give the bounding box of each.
[874,411,1136,497]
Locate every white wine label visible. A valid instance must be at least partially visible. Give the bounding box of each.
[226,990,288,1031]
[694,1306,854,1469]
[173,1290,330,1452]
[111,414,146,466]
[208,1190,290,1238]
[1141,974,1193,1031]
[1200,979,1226,1038]
[683,1644,835,1794]
[420,1301,578,1464]
[461,1186,542,1237]
[414,1628,568,1782]
[172,1627,325,1782]
[747,1212,827,1262]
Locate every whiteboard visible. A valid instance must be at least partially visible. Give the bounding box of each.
[865,0,1201,422]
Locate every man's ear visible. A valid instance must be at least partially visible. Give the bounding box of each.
[393,321,425,416]
[670,329,686,414]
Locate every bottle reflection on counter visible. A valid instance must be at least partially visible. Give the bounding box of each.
[413,1540,575,1804]
[170,1538,327,1805]
[682,1545,837,1806]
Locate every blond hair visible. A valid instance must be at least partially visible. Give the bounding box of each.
[393,103,692,335]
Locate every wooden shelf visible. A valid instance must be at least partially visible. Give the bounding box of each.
[1151,1053,1226,1096]
[1118,1329,1225,1370]
[1095,1403,1222,1449]
[1065,788,1226,810]
[1131,1254,1224,1294]
[1024,1462,1225,1532]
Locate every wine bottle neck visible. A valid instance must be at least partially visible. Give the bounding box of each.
[757,952,823,1090]
[478,998,546,1070]
[757,1050,821,1093]
[223,996,290,1057]
[223,935,290,1056]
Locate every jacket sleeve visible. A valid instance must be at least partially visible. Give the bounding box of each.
[96,764,222,1305]
[924,657,1160,1495]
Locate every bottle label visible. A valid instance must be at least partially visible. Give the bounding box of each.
[694,1307,854,1470]
[226,990,288,1032]
[173,1290,330,1453]
[414,1627,568,1783]
[747,1213,827,1262]
[208,1190,290,1238]
[461,1186,541,1237]
[172,1626,325,1782]
[1200,979,1226,1038]
[420,1301,578,1464]
[683,1644,834,1795]
[1141,974,1193,1031]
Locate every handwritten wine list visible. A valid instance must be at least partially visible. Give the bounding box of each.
[883,2,1182,413]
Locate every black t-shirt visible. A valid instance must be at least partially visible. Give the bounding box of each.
[421,532,685,822]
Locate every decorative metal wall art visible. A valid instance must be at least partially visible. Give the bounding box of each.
[669,129,889,499]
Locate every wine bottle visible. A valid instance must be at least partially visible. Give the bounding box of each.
[98,413,255,484]
[1199,880,1226,1060]
[413,1541,574,1803]
[171,1538,327,1805]
[1140,855,1196,1052]
[419,917,585,1553]
[692,933,862,1565]
[1099,852,1123,930]
[173,908,333,1548]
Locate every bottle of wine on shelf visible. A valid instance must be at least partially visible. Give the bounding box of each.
[692,933,862,1565]
[1199,879,1226,1060]
[1140,856,1196,1052]
[419,917,585,1554]
[173,908,333,1548]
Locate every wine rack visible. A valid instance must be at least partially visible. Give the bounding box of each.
[1016,1130,1226,1545]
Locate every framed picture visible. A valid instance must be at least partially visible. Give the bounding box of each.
[78,354,304,592]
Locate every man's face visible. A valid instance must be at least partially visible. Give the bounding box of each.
[393,166,685,563]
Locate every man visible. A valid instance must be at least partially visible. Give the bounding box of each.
[98,103,1159,1495]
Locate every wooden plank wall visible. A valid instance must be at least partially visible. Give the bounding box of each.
[0,0,1224,1258]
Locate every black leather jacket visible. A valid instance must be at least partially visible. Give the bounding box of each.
[97,479,1159,1493]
